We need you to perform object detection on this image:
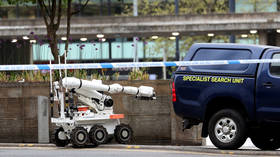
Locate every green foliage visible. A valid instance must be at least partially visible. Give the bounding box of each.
[5,0,36,5]
[112,72,120,80]
[65,69,88,80]
[0,71,49,82]
[73,69,87,80]
[123,0,174,16]
[0,72,9,82]
[24,71,51,82]
[90,70,120,81]
[148,37,175,58]
[180,35,229,58]
[178,0,228,14]
[90,70,108,81]
[128,68,149,80]
[0,69,150,82]
[123,0,228,16]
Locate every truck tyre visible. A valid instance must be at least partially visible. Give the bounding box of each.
[70,127,89,148]
[52,127,69,147]
[251,134,280,150]
[114,124,133,144]
[89,125,108,145]
[208,109,247,150]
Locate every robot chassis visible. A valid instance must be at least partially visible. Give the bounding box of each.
[50,77,156,148]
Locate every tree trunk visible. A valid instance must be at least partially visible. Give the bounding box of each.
[64,0,72,62]
[48,29,59,64]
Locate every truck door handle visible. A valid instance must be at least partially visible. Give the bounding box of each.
[263,82,273,88]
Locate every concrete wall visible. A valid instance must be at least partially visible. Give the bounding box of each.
[0,81,204,145]
[0,83,49,143]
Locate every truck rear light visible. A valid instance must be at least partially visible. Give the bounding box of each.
[172,82,176,102]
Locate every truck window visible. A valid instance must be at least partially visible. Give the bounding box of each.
[190,48,251,72]
[270,53,280,76]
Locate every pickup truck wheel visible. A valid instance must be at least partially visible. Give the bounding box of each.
[208,109,247,150]
[251,135,280,150]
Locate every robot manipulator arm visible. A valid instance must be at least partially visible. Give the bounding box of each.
[117,85,155,100]
[62,77,156,99]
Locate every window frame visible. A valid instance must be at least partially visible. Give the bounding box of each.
[269,52,280,77]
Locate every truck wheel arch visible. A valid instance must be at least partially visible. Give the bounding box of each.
[202,97,248,137]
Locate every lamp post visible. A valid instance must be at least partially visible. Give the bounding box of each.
[175,0,180,61]
[133,0,138,64]
[229,0,235,43]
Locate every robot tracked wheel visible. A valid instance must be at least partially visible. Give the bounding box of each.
[89,125,108,145]
[70,127,89,148]
[114,124,133,144]
[52,127,69,147]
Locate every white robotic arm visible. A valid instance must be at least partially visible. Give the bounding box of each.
[62,77,155,99]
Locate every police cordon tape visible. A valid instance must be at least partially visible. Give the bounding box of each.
[1,59,280,71]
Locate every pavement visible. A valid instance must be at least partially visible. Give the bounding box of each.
[0,143,279,156]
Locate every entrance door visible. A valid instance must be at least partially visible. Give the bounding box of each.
[256,50,280,123]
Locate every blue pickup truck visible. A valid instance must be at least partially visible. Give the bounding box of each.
[173,43,280,150]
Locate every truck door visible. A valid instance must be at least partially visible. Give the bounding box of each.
[256,50,280,123]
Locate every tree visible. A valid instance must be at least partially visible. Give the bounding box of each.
[8,0,89,63]
[123,0,228,79]
[123,0,228,16]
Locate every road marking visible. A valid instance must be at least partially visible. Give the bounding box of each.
[15,144,35,147]
[0,147,56,150]
[220,150,236,155]
[27,144,34,147]
[229,151,234,155]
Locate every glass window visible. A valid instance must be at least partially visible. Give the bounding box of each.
[112,41,123,59]
[236,0,277,13]
[33,44,54,61]
[190,49,251,72]
[256,0,277,12]
[270,53,280,76]
[236,38,259,45]
[112,40,143,59]
[144,40,175,58]
[33,42,109,61]
[123,41,136,59]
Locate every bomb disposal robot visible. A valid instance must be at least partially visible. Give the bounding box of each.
[50,77,156,147]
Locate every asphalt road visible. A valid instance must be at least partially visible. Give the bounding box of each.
[0,147,266,157]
